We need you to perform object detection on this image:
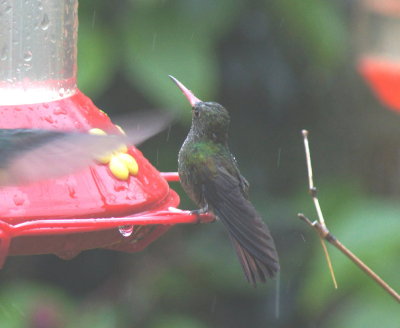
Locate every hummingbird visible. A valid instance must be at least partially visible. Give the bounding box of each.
[170,75,280,286]
[0,129,126,186]
[0,112,171,186]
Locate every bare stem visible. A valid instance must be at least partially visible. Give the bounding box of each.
[301,130,336,287]
[302,130,326,227]
[298,213,400,303]
[318,236,338,289]
[299,129,400,303]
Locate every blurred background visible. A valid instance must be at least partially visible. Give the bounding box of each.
[0,0,399,327]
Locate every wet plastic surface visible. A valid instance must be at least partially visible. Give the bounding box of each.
[0,90,215,267]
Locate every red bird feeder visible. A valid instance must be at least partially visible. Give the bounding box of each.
[0,0,213,267]
[356,0,400,111]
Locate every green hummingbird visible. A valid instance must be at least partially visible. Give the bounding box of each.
[0,112,171,186]
[170,76,280,285]
[0,129,125,186]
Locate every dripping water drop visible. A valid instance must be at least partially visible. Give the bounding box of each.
[119,225,134,237]
[40,14,50,30]
[23,50,33,62]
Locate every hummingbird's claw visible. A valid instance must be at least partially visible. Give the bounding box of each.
[190,205,210,224]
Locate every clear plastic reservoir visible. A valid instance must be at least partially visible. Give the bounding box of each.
[0,0,78,105]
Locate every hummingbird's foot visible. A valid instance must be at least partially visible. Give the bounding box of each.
[190,205,209,223]
[190,204,208,215]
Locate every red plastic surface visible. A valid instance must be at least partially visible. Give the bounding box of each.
[358,56,400,111]
[0,90,171,221]
[0,90,215,266]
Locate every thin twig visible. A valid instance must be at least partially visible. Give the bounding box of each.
[318,238,337,288]
[302,130,326,227]
[298,213,400,303]
[302,130,337,288]
[299,130,400,302]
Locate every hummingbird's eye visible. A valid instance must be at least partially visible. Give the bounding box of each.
[193,108,200,118]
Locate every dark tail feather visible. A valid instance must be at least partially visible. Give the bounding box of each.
[202,166,280,285]
[213,202,279,285]
[230,235,277,286]
[212,201,280,285]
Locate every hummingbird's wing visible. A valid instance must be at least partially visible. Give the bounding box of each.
[0,129,126,186]
[196,161,279,286]
[0,112,173,186]
[230,154,250,198]
[112,110,173,145]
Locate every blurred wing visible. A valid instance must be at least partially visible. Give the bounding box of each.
[196,160,280,285]
[0,111,172,186]
[113,110,174,145]
[0,130,126,186]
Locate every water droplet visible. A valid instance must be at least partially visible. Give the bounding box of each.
[13,194,25,206]
[114,184,128,192]
[53,106,67,115]
[5,5,11,13]
[44,115,54,123]
[23,50,32,62]
[119,225,134,237]
[58,87,65,97]
[68,185,76,198]
[126,191,136,200]
[40,14,49,30]
[23,63,31,72]
[1,46,7,61]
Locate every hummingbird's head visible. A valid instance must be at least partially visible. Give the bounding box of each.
[169,75,230,142]
[191,101,230,139]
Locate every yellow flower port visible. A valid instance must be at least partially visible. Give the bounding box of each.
[89,128,139,180]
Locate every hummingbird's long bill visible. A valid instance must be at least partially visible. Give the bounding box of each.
[168,75,202,107]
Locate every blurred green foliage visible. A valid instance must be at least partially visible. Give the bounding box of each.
[1,0,399,327]
[269,0,346,68]
[78,0,244,113]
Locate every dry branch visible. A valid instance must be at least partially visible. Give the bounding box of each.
[299,130,400,303]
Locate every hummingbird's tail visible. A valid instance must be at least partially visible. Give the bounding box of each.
[211,197,280,286]
[191,161,280,285]
[229,233,278,286]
